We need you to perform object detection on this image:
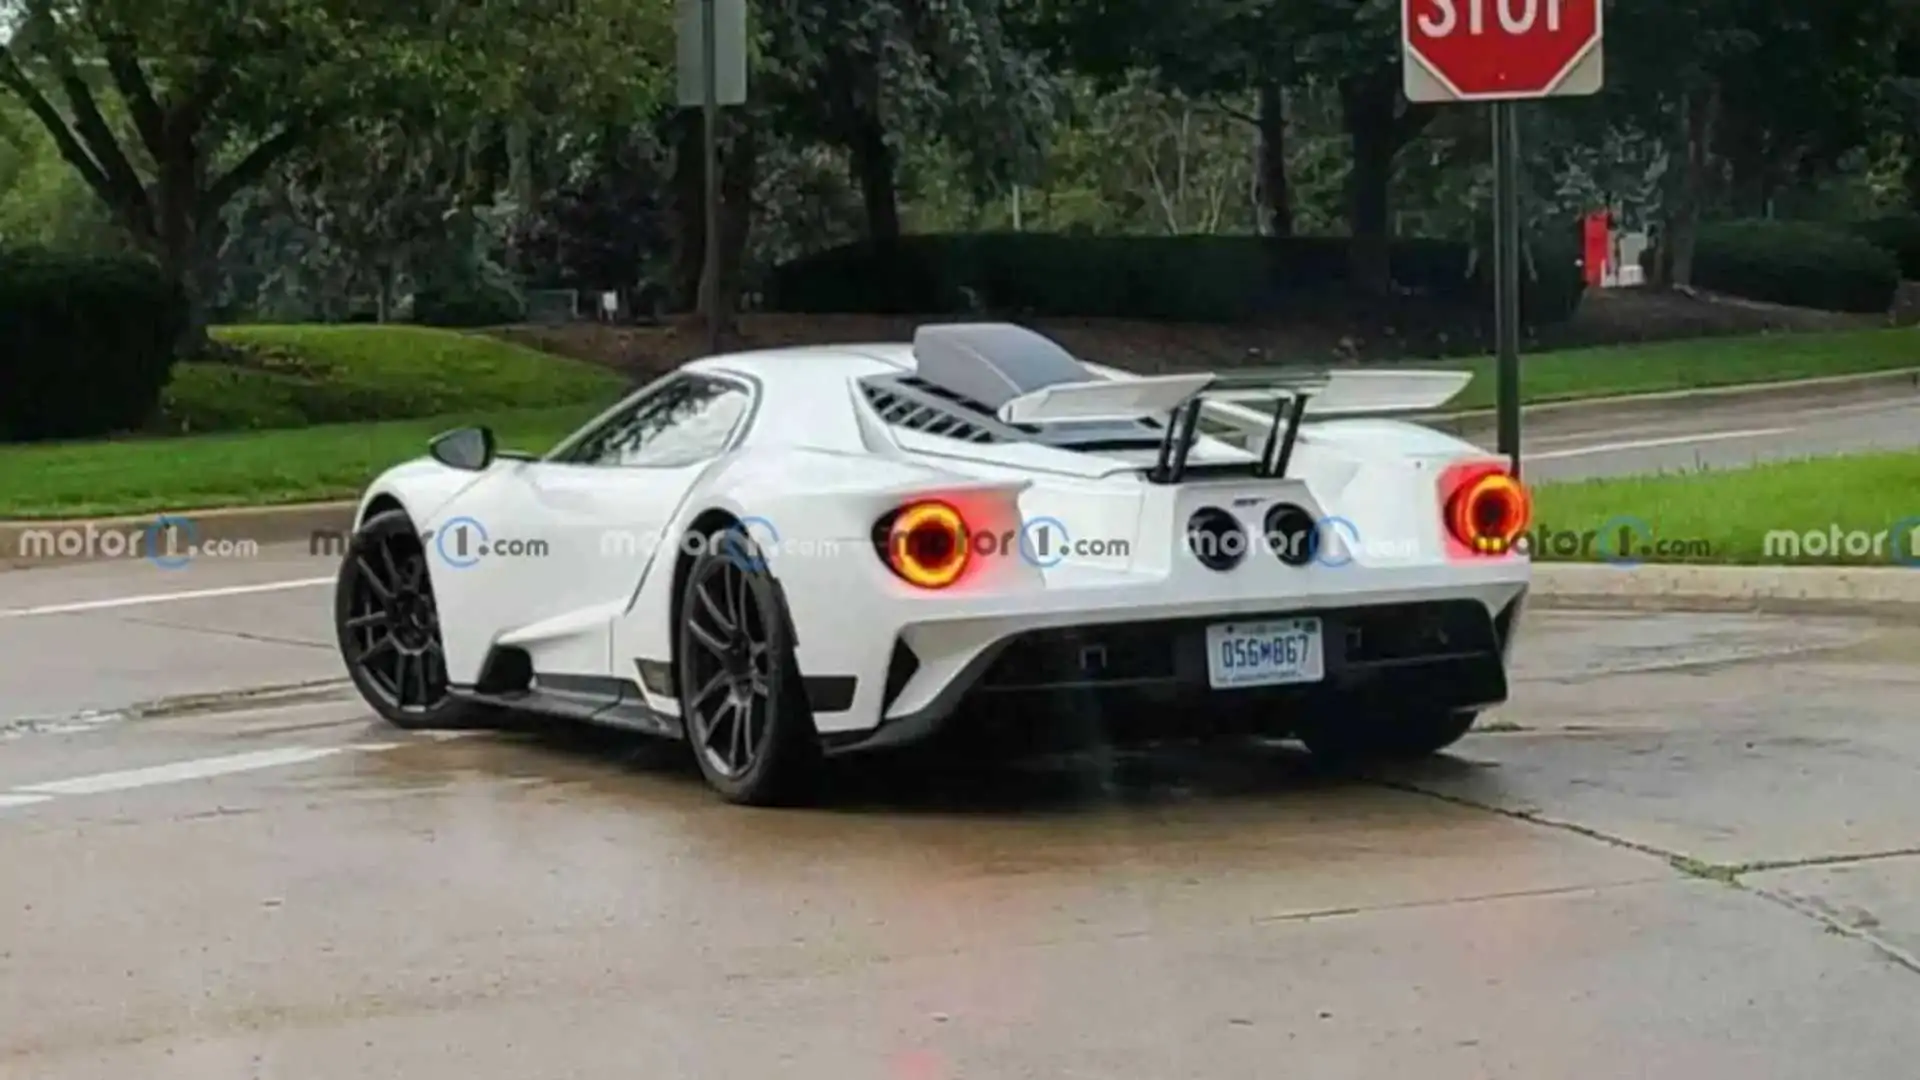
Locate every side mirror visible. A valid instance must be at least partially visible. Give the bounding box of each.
[428,426,496,471]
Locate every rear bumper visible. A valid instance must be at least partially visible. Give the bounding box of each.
[819,594,1522,755]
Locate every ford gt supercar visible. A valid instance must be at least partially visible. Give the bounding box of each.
[332,323,1532,804]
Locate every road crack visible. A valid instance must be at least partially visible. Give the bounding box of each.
[1748,889,1920,977]
[112,614,330,650]
[1372,778,1920,979]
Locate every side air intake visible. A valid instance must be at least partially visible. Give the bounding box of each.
[860,382,1002,443]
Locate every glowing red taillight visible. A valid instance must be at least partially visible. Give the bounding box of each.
[1443,466,1531,555]
[880,500,970,588]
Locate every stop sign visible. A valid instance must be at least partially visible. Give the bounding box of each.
[1402,0,1603,102]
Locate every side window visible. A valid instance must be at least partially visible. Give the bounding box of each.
[559,376,749,468]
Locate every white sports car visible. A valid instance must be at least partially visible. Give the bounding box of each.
[333,323,1532,804]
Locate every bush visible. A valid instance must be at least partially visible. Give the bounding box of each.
[1849,214,1920,280]
[413,280,526,327]
[0,247,185,442]
[1690,220,1898,314]
[762,232,1584,327]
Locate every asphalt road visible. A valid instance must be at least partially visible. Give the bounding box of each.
[4,386,1920,1077]
[1471,377,1920,481]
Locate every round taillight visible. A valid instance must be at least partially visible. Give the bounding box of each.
[883,501,970,588]
[1264,503,1319,567]
[1447,471,1531,554]
[1186,507,1246,571]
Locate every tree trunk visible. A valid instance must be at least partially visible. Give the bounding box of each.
[128,129,214,355]
[153,197,213,353]
[1255,82,1293,237]
[1658,84,1721,289]
[848,109,900,243]
[665,108,704,312]
[1904,142,1920,214]
[716,111,759,327]
[1341,75,1398,295]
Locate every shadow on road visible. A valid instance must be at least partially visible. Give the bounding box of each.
[454,713,1505,818]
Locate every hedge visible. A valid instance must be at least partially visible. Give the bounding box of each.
[0,247,186,442]
[762,232,1585,327]
[1690,220,1899,314]
[1849,214,1920,280]
[413,280,526,327]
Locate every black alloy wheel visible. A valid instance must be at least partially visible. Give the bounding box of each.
[676,531,817,804]
[336,509,474,729]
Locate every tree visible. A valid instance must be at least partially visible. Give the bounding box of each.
[1606,0,1899,285]
[1025,0,1435,290]
[757,0,1057,243]
[1020,0,1300,234]
[0,0,668,350]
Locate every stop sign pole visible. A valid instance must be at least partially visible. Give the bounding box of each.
[1402,0,1603,477]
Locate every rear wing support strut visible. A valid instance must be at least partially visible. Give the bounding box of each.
[1260,391,1314,479]
[1149,397,1206,483]
[1148,381,1317,485]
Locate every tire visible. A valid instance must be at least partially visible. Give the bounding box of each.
[334,508,487,731]
[1296,709,1480,763]
[675,531,819,805]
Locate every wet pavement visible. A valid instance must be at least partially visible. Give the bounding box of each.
[3,606,1919,1078]
[0,545,338,725]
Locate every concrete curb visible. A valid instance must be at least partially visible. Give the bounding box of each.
[1530,562,1920,621]
[0,501,357,571]
[1422,366,1920,436]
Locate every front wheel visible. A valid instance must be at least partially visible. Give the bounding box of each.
[335,509,485,730]
[675,534,819,805]
[1296,709,1480,763]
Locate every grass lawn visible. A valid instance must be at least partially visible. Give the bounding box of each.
[1529,451,1920,566]
[0,406,600,519]
[161,324,624,433]
[3,322,1917,520]
[1447,327,1920,411]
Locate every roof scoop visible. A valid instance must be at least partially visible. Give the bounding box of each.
[910,323,1098,410]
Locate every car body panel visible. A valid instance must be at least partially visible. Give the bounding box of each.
[342,325,1530,747]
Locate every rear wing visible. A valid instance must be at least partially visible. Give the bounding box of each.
[1003,364,1472,484]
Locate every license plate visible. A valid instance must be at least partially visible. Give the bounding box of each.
[1205,617,1324,689]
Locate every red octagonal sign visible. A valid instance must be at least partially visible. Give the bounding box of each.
[1403,0,1603,102]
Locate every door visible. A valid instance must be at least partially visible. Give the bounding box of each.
[432,374,754,684]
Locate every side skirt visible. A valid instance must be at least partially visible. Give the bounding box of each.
[448,673,684,739]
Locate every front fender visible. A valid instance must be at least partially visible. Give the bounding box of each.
[352,457,517,532]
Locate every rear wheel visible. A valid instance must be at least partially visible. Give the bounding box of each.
[676,534,819,805]
[335,509,486,730]
[1296,709,1479,763]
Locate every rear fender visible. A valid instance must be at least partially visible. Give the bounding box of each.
[685,450,1032,568]
[619,452,1037,703]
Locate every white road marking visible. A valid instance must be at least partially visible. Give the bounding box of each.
[0,577,332,620]
[1526,427,1795,462]
[12,746,346,797]
[0,794,52,810]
